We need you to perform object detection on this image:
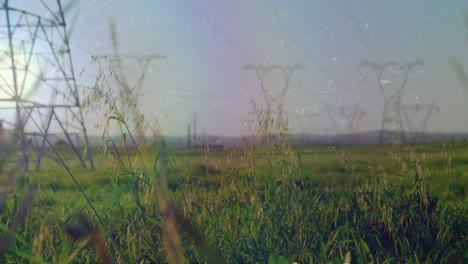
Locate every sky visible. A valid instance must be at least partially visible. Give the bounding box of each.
[2,0,468,137]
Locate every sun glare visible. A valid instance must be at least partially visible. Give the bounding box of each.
[0,40,40,108]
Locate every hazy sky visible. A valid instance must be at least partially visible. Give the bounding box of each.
[4,0,468,137]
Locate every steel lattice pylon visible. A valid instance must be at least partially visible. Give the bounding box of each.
[324,103,367,144]
[402,102,439,143]
[361,59,423,144]
[0,0,93,171]
[244,63,304,146]
[244,63,304,129]
[289,110,323,145]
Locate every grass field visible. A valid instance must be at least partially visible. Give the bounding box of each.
[0,138,467,263]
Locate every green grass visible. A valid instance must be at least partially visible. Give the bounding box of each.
[0,140,466,263]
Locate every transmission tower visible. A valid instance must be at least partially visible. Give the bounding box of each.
[324,104,367,144]
[244,63,304,132]
[402,102,439,143]
[361,59,423,144]
[95,53,163,143]
[289,110,323,145]
[0,0,94,171]
[94,21,165,147]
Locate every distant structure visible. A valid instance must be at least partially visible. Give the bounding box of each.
[93,22,165,147]
[193,112,198,145]
[187,124,192,148]
[185,112,200,148]
[244,63,304,139]
[0,0,93,171]
[324,104,367,144]
[95,53,163,146]
[361,59,423,144]
[290,110,323,145]
[402,102,439,142]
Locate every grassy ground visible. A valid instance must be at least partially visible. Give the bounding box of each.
[0,140,467,263]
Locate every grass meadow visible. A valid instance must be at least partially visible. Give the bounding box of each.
[2,2,468,263]
[0,135,467,263]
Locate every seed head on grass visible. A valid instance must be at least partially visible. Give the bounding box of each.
[61,213,114,264]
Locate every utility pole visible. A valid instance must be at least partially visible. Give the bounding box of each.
[193,112,197,145]
[187,124,191,148]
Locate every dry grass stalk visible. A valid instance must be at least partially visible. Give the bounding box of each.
[150,141,185,264]
[61,213,114,263]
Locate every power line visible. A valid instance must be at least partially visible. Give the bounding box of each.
[183,0,256,62]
